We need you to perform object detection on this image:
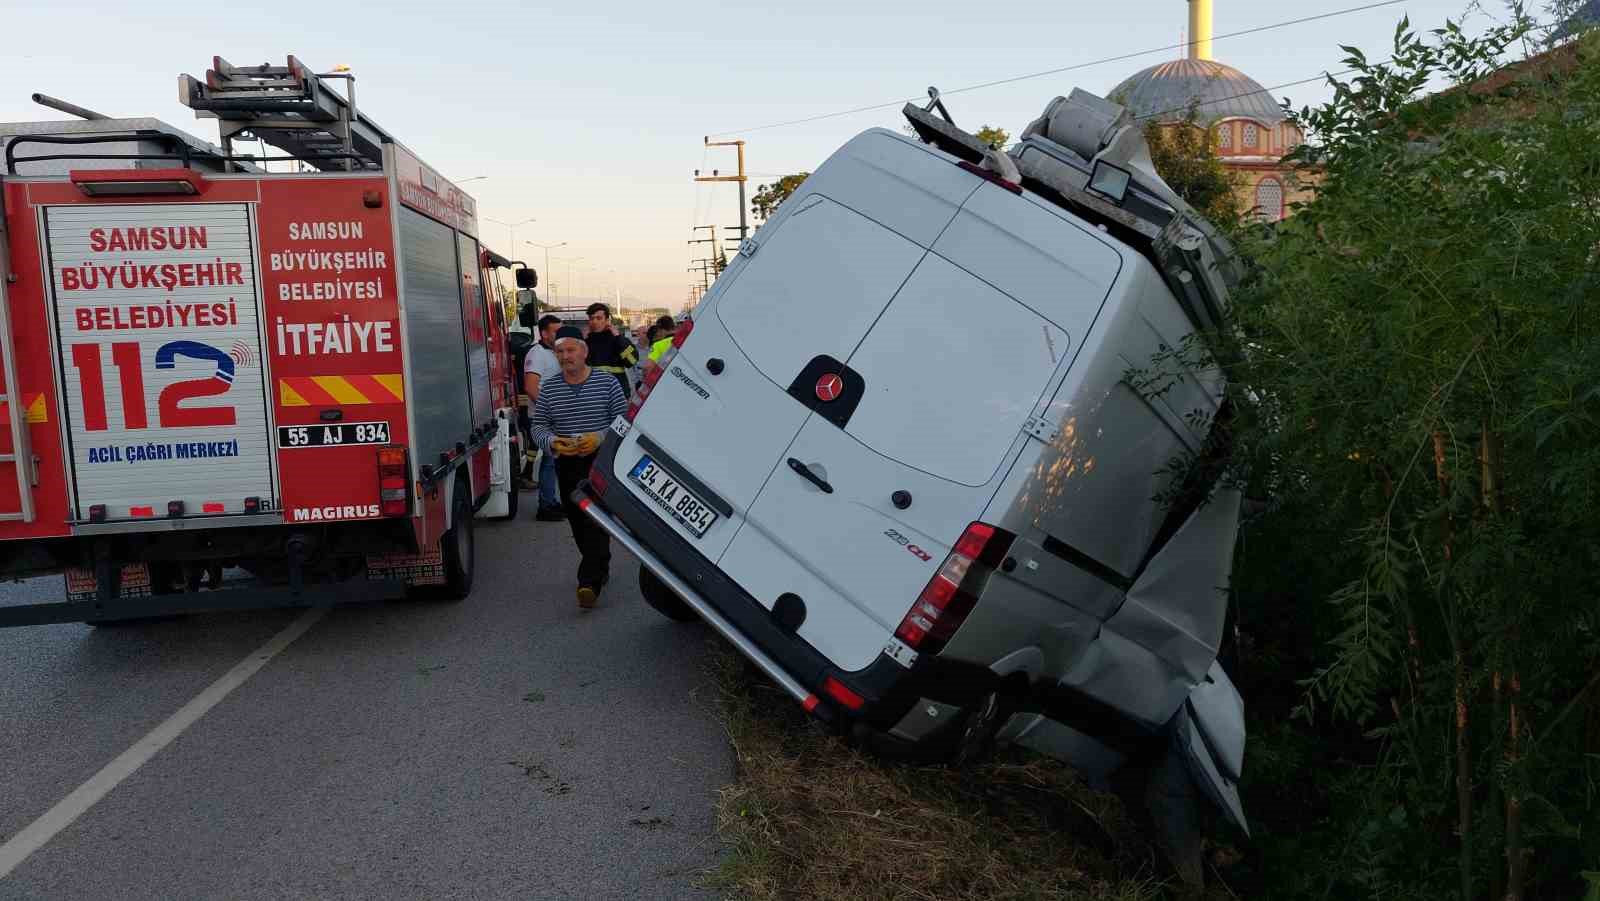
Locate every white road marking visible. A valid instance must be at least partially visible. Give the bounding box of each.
[0,607,328,879]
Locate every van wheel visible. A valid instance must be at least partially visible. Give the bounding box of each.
[436,476,476,601]
[638,564,696,622]
[950,690,1006,767]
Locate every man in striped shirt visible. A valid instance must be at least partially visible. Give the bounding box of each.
[531,326,629,608]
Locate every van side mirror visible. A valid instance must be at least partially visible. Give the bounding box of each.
[515,268,538,289]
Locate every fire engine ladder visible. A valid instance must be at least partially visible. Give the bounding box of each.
[0,207,35,523]
[179,56,394,172]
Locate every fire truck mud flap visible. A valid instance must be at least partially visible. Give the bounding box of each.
[0,576,405,628]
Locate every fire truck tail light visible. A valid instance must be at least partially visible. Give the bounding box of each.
[376,447,411,517]
[88,504,107,523]
[243,496,261,514]
[167,500,185,518]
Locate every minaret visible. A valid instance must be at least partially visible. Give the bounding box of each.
[1187,0,1214,61]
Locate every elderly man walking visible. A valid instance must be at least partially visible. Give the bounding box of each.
[530,326,627,608]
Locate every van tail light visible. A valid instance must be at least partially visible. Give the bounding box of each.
[671,317,695,348]
[894,521,1014,655]
[625,318,698,423]
[377,446,411,517]
[626,348,670,419]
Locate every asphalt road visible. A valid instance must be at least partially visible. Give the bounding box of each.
[0,506,733,900]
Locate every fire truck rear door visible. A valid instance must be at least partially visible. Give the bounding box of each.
[45,203,276,521]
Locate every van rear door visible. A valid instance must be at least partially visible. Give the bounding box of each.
[718,253,1068,670]
[718,182,1124,672]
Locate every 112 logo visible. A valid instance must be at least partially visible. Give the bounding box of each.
[70,340,237,430]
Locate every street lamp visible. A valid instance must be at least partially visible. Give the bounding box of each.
[565,257,585,303]
[527,241,566,304]
[485,216,535,251]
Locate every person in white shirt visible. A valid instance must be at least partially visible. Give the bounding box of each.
[522,315,566,520]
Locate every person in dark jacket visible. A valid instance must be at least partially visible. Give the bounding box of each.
[584,303,638,397]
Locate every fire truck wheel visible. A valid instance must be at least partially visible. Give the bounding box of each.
[437,474,476,601]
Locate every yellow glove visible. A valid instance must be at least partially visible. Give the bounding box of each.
[571,432,602,456]
[551,436,579,456]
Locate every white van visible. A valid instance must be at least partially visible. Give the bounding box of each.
[579,89,1247,878]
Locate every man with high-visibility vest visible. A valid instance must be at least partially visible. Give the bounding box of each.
[647,315,676,366]
[584,303,638,398]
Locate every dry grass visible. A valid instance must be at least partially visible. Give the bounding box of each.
[702,642,1204,901]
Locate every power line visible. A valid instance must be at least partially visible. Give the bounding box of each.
[708,0,1410,137]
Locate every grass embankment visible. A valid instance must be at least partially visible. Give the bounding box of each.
[703,642,1219,901]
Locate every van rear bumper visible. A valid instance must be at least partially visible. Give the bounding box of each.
[576,450,1000,734]
[576,490,815,707]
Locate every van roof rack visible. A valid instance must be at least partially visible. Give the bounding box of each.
[903,87,1239,332]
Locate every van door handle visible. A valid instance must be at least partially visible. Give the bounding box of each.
[786,458,833,494]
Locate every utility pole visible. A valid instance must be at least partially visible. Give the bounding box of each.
[688,225,726,299]
[688,224,719,266]
[688,259,715,295]
[695,138,748,246]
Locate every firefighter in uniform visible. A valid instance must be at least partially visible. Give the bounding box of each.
[584,303,638,397]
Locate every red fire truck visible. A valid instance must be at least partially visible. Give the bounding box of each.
[0,57,529,626]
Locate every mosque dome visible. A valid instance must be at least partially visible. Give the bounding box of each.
[1110,58,1285,126]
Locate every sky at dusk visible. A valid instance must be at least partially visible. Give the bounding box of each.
[0,0,1535,310]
